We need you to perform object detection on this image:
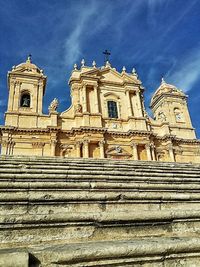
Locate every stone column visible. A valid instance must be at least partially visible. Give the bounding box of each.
[1,141,8,155]
[131,143,138,160]
[82,85,87,113]
[145,144,152,161]
[83,140,89,158]
[76,142,81,157]
[125,90,132,117]
[51,140,57,156]
[168,143,175,162]
[99,140,105,158]
[9,141,15,155]
[150,143,156,161]
[94,85,99,113]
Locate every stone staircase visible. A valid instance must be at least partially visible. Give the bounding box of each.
[0,156,200,266]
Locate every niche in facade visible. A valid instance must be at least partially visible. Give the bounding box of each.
[20,92,31,108]
[174,108,183,122]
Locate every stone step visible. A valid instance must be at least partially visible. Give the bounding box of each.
[0,190,200,203]
[0,164,200,175]
[0,175,200,186]
[1,156,200,266]
[0,155,199,168]
[0,164,198,177]
[29,237,200,267]
[1,181,200,190]
[0,168,200,180]
[0,172,199,181]
[0,209,200,225]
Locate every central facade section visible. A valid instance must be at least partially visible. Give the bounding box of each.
[59,61,148,160]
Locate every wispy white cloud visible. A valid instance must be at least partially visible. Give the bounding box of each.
[147,0,166,28]
[63,0,144,66]
[168,47,200,92]
[63,1,109,67]
[161,0,197,41]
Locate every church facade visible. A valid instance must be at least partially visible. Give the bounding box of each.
[1,56,200,163]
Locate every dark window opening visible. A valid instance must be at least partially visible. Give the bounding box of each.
[107,101,118,118]
[20,93,30,107]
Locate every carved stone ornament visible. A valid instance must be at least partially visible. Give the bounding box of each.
[60,144,73,157]
[48,98,59,112]
[32,142,45,148]
[157,111,166,122]
[60,144,73,150]
[99,140,105,146]
[1,141,8,147]
[115,146,122,153]
[106,146,131,159]
[75,103,82,114]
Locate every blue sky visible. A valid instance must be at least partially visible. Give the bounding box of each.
[0,0,200,137]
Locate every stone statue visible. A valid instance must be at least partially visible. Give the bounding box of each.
[75,103,82,113]
[48,98,59,112]
[158,111,166,122]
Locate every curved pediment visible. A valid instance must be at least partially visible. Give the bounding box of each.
[103,92,120,99]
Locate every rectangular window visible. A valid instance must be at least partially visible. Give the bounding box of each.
[107,101,118,118]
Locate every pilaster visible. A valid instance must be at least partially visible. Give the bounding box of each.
[13,81,21,111]
[7,80,15,111]
[136,91,143,117]
[94,85,99,113]
[38,80,44,114]
[82,85,87,113]
[125,89,132,117]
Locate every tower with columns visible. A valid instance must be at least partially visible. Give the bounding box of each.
[5,55,46,127]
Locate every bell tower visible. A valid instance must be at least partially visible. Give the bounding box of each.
[5,56,46,127]
[150,78,196,139]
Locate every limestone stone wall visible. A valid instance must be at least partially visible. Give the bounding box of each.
[1,57,200,163]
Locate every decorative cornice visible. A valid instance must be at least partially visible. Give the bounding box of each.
[157,134,200,144]
[151,92,187,109]
[71,127,107,134]
[0,125,199,145]
[175,138,200,144]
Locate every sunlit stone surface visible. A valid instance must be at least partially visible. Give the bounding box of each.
[1,57,200,163]
[1,57,200,266]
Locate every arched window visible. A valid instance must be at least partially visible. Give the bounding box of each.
[107,101,118,118]
[20,92,30,107]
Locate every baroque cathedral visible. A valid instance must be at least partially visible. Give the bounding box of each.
[1,56,200,163]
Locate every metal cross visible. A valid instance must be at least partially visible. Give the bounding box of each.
[103,49,111,63]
